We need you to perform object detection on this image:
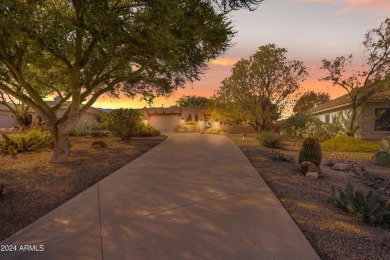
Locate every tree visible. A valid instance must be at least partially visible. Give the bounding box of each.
[213,44,308,131]
[293,91,330,114]
[0,90,30,126]
[321,18,390,137]
[175,95,209,107]
[0,0,257,163]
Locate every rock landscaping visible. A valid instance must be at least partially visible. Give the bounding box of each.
[229,134,390,260]
[0,135,166,242]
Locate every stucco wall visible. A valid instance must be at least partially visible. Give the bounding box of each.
[360,102,390,140]
[0,111,19,128]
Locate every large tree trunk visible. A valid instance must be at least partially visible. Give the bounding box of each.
[49,121,77,164]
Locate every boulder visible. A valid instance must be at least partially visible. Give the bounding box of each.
[306,172,319,180]
[332,163,348,171]
[300,161,323,176]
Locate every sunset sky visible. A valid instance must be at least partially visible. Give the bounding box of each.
[94,0,390,109]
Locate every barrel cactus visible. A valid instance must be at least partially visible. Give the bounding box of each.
[375,151,390,166]
[379,136,390,154]
[299,137,322,167]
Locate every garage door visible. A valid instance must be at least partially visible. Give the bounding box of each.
[0,115,10,128]
[148,115,181,132]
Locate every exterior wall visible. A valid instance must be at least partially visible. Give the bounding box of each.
[312,102,390,140]
[148,114,181,132]
[0,110,19,128]
[360,102,390,140]
[220,124,257,134]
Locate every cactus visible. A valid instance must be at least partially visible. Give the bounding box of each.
[379,136,390,154]
[299,137,322,167]
[8,146,18,155]
[375,151,390,166]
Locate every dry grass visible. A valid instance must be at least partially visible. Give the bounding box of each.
[229,134,390,260]
[0,135,166,242]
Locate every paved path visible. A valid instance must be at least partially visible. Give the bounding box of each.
[1,134,319,260]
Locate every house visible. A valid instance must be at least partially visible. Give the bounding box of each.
[141,106,257,134]
[0,98,106,129]
[141,107,208,132]
[307,88,390,140]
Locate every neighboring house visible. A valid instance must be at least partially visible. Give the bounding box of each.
[0,98,106,129]
[307,88,390,140]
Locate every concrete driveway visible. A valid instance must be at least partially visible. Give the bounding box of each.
[0,133,319,259]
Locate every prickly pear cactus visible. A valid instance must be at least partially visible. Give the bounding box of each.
[299,137,322,167]
[379,136,390,154]
[375,151,390,166]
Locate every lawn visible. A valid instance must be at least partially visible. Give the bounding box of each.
[228,134,390,260]
[0,135,166,242]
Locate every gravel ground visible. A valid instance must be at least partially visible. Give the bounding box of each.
[229,134,390,260]
[0,135,166,242]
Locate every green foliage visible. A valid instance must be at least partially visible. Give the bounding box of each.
[279,114,318,137]
[186,114,193,122]
[205,127,225,135]
[176,96,209,107]
[299,137,322,167]
[255,131,284,148]
[293,91,331,114]
[375,151,390,166]
[104,109,145,140]
[72,121,105,136]
[379,136,390,153]
[173,125,190,133]
[184,121,197,125]
[0,128,49,155]
[331,182,390,226]
[213,44,308,132]
[300,121,340,142]
[321,136,378,153]
[135,124,160,137]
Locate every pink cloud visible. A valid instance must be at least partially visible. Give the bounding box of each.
[289,0,390,12]
[208,57,239,66]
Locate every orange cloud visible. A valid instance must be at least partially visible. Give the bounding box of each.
[209,57,239,66]
[289,0,390,12]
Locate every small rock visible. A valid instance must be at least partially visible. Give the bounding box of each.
[332,163,349,171]
[300,161,323,176]
[91,141,107,148]
[306,172,319,180]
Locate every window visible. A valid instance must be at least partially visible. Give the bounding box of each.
[374,108,390,132]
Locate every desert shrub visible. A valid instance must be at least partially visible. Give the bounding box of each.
[104,108,145,140]
[90,130,111,137]
[134,124,160,137]
[0,128,50,155]
[280,114,318,137]
[173,125,190,133]
[205,127,224,135]
[332,182,390,226]
[321,136,378,153]
[255,131,284,148]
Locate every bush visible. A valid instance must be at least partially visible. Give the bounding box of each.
[135,124,160,137]
[184,121,197,125]
[205,127,224,135]
[173,125,190,133]
[104,109,145,140]
[332,182,390,226]
[255,131,284,148]
[0,128,50,155]
[280,114,318,137]
[321,136,378,153]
